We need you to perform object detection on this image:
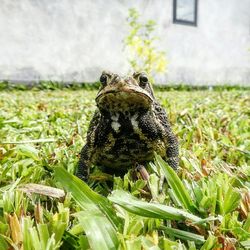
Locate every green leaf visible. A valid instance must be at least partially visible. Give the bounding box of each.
[29,226,41,250]
[200,234,218,250]
[124,237,142,250]
[141,236,161,250]
[37,224,50,249]
[22,217,33,250]
[240,239,250,248]
[75,210,119,250]
[54,167,121,228]
[54,167,120,249]
[154,154,197,213]
[16,145,40,161]
[243,214,250,231]
[0,235,8,250]
[109,190,202,223]
[223,186,241,214]
[160,226,205,244]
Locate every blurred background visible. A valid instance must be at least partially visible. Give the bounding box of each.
[0,0,249,85]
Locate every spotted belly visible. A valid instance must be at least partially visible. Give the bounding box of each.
[93,135,166,169]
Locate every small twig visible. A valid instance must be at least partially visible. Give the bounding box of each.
[0,138,56,144]
[19,183,65,198]
[218,142,250,156]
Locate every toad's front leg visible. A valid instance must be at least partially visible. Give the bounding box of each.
[165,132,179,170]
[76,144,91,181]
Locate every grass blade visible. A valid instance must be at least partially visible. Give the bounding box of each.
[109,190,202,223]
[160,226,205,244]
[75,211,119,250]
[0,235,8,250]
[200,234,218,250]
[1,138,56,144]
[16,145,40,161]
[54,167,120,249]
[154,154,197,213]
[54,167,121,227]
[223,186,241,214]
[37,224,49,250]
[240,240,250,248]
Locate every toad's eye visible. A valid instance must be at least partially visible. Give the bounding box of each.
[100,74,108,85]
[139,74,149,87]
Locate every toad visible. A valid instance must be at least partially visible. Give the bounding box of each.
[76,71,178,181]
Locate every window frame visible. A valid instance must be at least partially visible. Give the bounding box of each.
[173,0,198,26]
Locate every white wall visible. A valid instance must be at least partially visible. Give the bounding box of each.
[0,0,249,85]
[164,0,250,84]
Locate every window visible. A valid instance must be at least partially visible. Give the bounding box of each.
[173,0,198,26]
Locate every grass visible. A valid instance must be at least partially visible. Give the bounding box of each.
[0,88,249,249]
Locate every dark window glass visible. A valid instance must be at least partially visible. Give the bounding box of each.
[173,0,198,26]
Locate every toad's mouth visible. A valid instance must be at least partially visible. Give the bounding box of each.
[96,88,153,112]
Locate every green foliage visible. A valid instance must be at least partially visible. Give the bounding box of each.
[1,80,249,91]
[109,190,202,222]
[0,89,249,249]
[124,8,167,82]
[154,154,197,213]
[0,80,101,91]
[0,191,70,250]
[55,167,119,250]
[54,167,121,228]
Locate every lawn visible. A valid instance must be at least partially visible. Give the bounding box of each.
[0,88,249,249]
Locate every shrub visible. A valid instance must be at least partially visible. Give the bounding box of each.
[124,8,167,83]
